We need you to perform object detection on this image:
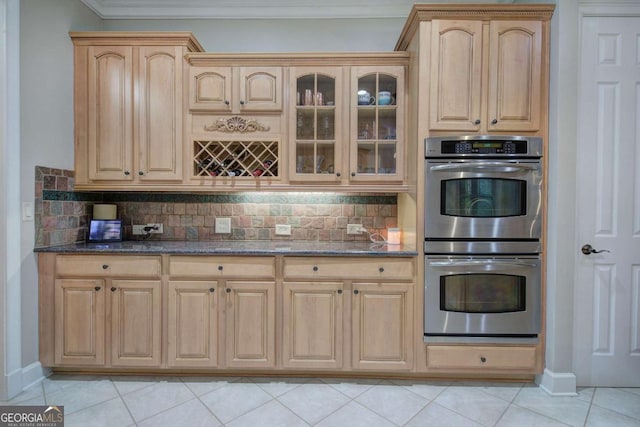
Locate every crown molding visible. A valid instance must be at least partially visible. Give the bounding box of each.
[79,0,417,19]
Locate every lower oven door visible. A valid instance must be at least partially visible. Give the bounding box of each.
[424,256,541,337]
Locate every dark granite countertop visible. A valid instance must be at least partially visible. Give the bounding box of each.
[34,240,418,257]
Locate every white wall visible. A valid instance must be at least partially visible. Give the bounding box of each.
[103,18,406,52]
[19,0,101,374]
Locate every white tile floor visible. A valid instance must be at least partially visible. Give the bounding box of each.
[1,375,639,427]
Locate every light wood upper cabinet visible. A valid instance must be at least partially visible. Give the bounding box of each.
[87,46,134,181]
[487,20,542,132]
[429,20,483,132]
[71,32,203,188]
[429,19,543,133]
[54,279,106,366]
[137,46,184,181]
[289,67,344,182]
[350,66,405,182]
[189,66,282,113]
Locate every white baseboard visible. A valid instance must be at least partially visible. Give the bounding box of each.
[0,362,48,401]
[21,361,48,390]
[536,368,578,396]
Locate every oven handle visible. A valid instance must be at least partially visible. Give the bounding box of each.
[429,162,538,173]
[428,260,538,268]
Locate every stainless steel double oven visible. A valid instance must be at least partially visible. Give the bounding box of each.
[424,135,542,339]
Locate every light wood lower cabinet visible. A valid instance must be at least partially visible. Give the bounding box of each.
[110,280,162,367]
[54,279,106,366]
[41,253,540,376]
[281,281,344,369]
[352,282,413,371]
[224,281,276,368]
[49,255,162,368]
[167,281,219,368]
[426,345,537,372]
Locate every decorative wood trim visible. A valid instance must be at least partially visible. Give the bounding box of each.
[204,116,271,133]
[69,31,205,52]
[186,52,410,67]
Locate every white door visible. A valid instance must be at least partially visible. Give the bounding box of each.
[574,15,640,386]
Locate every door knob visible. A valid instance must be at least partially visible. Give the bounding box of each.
[581,244,610,255]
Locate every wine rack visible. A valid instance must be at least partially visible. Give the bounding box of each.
[193,140,279,178]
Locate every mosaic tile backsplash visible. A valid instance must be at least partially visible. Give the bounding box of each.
[35,166,398,248]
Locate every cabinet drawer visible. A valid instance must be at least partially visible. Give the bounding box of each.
[427,345,537,370]
[283,257,414,280]
[56,255,161,277]
[169,256,275,278]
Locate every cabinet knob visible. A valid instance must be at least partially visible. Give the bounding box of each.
[110,287,116,292]
[138,171,144,176]
[353,289,359,295]
[224,100,230,105]
[102,264,109,269]
[336,172,341,177]
[226,288,231,293]
[312,266,318,272]
[240,100,245,105]
[124,171,130,176]
[337,289,343,294]
[379,267,384,273]
[474,119,481,125]
[209,287,215,293]
[94,286,101,291]
[218,265,224,271]
[351,172,356,177]
[480,356,487,363]
[491,119,498,125]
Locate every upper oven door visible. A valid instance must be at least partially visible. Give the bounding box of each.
[425,159,542,240]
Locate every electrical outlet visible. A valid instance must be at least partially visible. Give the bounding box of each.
[146,223,163,234]
[347,224,364,235]
[215,217,231,234]
[132,224,163,235]
[132,225,146,235]
[275,224,291,236]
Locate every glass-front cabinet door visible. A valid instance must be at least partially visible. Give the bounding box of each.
[290,67,343,182]
[350,66,404,182]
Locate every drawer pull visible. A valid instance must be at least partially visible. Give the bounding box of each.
[480,356,487,363]
[209,287,215,293]
[226,288,231,293]
[102,264,109,269]
[379,267,384,273]
[353,289,359,295]
[337,289,343,294]
[94,286,101,291]
[218,265,224,271]
[312,266,318,272]
[110,287,116,292]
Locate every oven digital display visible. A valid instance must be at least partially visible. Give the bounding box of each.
[473,142,503,149]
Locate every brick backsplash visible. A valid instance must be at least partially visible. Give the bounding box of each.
[35,166,398,247]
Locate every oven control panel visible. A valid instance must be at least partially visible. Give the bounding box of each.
[425,137,542,158]
[445,140,526,155]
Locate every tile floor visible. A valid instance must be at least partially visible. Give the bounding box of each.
[1,375,639,426]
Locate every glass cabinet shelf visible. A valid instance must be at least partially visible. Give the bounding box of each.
[354,71,400,177]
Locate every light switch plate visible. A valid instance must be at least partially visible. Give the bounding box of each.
[215,217,231,234]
